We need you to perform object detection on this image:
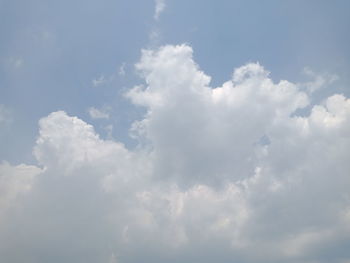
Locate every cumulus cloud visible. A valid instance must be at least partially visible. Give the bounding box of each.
[1,44,350,263]
[127,45,309,187]
[0,162,42,220]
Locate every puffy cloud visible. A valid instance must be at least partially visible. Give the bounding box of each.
[0,162,42,220]
[127,45,309,187]
[33,111,139,178]
[1,44,350,263]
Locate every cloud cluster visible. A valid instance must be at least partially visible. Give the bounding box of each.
[1,44,350,263]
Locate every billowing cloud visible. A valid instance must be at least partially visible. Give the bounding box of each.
[0,44,350,263]
[0,162,42,220]
[127,45,309,187]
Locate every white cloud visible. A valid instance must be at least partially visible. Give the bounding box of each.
[88,106,110,119]
[154,0,165,20]
[33,111,136,176]
[1,44,350,263]
[0,162,42,220]
[127,45,309,186]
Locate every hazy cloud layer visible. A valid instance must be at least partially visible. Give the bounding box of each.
[0,105,11,125]
[0,45,350,263]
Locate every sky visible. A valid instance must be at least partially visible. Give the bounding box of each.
[0,1,350,263]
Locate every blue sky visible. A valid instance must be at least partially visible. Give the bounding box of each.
[1,1,350,263]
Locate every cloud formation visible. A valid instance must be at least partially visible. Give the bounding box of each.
[301,67,339,93]
[154,0,165,20]
[88,106,110,119]
[0,162,41,220]
[1,44,350,263]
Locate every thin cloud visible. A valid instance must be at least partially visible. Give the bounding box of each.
[88,106,110,119]
[92,75,108,87]
[154,0,165,20]
[301,67,339,93]
[118,63,126,76]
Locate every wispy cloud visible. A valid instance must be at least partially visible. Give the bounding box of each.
[118,63,126,76]
[87,106,110,119]
[154,0,165,20]
[92,75,108,87]
[301,67,338,93]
